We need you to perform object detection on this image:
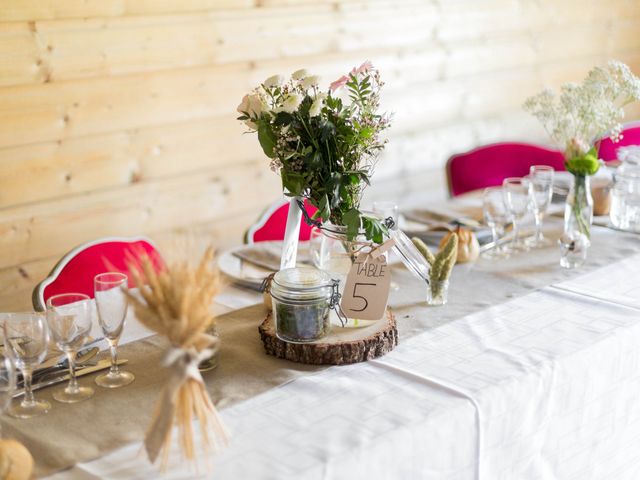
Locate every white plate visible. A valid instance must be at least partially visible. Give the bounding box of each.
[218,241,310,289]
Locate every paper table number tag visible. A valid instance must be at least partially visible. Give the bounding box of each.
[340,240,394,321]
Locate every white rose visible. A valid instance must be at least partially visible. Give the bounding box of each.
[301,75,320,89]
[292,68,309,80]
[309,97,324,117]
[247,94,265,117]
[237,94,265,128]
[263,74,284,88]
[237,94,251,115]
[281,93,303,113]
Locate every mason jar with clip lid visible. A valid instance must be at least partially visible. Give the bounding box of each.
[270,267,341,343]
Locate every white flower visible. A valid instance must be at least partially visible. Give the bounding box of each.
[309,97,325,117]
[280,93,303,113]
[301,75,320,89]
[263,74,284,88]
[237,93,265,129]
[292,69,308,80]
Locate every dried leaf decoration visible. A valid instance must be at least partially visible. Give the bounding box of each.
[125,247,228,470]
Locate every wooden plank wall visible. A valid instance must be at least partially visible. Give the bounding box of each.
[0,0,639,310]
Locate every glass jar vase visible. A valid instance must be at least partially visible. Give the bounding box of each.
[562,174,593,268]
[309,224,377,328]
[270,267,334,343]
[611,146,640,232]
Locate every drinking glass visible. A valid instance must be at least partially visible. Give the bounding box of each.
[94,273,134,388]
[372,201,399,230]
[482,187,511,259]
[2,313,49,418]
[46,293,94,403]
[526,166,554,247]
[502,177,531,252]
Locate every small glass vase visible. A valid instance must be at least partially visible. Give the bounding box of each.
[562,174,593,268]
[426,280,449,306]
[309,224,378,328]
[198,324,220,372]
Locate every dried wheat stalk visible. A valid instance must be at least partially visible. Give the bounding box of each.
[125,247,228,470]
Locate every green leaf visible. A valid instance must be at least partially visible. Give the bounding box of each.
[273,112,293,126]
[258,122,276,158]
[342,208,361,240]
[312,194,330,220]
[281,171,304,196]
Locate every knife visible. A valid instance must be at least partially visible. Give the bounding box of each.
[13,358,128,398]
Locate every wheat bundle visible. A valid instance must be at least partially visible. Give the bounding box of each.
[126,247,228,469]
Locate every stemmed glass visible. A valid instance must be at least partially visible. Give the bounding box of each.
[3,313,49,418]
[526,165,554,247]
[46,294,94,403]
[482,187,511,259]
[94,273,134,388]
[502,177,531,253]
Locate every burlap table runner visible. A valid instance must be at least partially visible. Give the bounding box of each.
[3,219,637,477]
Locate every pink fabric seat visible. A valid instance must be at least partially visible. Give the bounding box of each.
[446,142,565,197]
[245,199,318,243]
[597,122,640,161]
[32,236,164,311]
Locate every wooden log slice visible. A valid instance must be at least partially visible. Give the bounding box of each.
[258,309,397,365]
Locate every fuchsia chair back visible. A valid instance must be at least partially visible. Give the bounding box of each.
[246,199,318,243]
[32,236,164,311]
[446,142,565,197]
[597,121,640,161]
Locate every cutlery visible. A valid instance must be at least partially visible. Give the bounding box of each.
[12,358,128,398]
[26,347,100,385]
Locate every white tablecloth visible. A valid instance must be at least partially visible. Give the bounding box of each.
[47,250,640,480]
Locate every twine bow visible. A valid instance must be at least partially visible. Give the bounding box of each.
[144,334,219,463]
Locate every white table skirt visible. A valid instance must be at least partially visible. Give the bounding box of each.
[47,252,640,480]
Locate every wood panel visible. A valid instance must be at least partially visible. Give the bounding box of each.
[0,118,257,207]
[3,4,640,88]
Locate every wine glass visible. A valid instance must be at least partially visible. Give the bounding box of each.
[2,313,49,418]
[94,273,134,388]
[526,166,554,247]
[502,177,531,252]
[482,187,511,259]
[46,293,94,403]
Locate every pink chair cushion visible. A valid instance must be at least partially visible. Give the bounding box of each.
[598,123,640,161]
[446,142,565,197]
[247,199,318,243]
[34,237,163,311]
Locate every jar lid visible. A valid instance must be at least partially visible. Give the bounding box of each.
[271,267,333,302]
[387,228,430,284]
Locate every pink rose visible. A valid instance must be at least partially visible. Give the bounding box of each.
[330,75,349,91]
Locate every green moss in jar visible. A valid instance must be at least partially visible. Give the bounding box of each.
[271,267,334,343]
[275,301,330,342]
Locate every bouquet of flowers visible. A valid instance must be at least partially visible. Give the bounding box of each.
[237,62,391,242]
[524,60,640,244]
[524,60,640,176]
